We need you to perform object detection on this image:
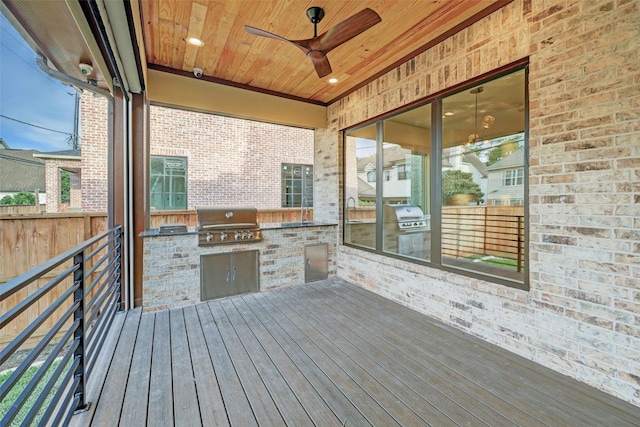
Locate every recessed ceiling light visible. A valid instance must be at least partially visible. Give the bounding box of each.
[327,78,339,84]
[186,37,204,47]
[444,111,454,116]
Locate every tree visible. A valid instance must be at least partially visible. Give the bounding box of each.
[12,191,36,205]
[442,170,484,205]
[61,170,70,203]
[486,139,521,166]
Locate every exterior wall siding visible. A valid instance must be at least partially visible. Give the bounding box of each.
[315,0,640,404]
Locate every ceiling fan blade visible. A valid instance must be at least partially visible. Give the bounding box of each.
[316,8,381,53]
[307,51,332,78]
[244,25,310,54]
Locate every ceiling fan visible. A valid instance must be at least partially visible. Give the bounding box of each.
[244,7,381,78]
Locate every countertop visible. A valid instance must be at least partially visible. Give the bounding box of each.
[139,221,338,238]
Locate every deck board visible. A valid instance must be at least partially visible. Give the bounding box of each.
[147,310,173,426]
[195,302,257,426]
[182,305,229,426]
[90,308,141,427]
[119,311,154,426]
[80,278,640,427]
[218,298,315,426]
[231,296,345,426]
[169,308,202,426]
[333,282,640,427]
[241,293,372,426]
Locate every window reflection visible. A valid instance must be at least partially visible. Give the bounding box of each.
[342,66,526,285]
[382,104,431,261]
[344,124,377,249]
[441,70,525,279]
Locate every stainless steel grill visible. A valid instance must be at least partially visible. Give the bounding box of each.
[196,206,262,246]
[384,204,428,231]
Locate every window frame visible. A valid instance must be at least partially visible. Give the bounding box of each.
[503,168,524,186]
[281,163,314,208]
[149,155,188,211]
[342,61,529,290]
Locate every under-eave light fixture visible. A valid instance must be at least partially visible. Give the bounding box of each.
[187,37,204,47]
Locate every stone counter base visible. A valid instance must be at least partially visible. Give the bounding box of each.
[142,226,337,311]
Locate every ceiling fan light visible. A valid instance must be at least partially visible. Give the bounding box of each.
[187,37,204,47]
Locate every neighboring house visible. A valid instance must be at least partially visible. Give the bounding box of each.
[0,146,46,206]
[442,146,489,203]
[485,149,525,206]
[357,144,488,205]
[33,150,82,212]
[356,145,415,204]
[80,94,315,212]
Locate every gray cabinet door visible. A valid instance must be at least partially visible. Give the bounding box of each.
[200,250,258,301]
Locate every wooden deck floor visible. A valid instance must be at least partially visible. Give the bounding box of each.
[73,278,640,426]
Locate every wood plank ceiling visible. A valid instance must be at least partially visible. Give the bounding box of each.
[140,0,507,105]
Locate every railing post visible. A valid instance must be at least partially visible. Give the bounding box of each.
[73,250,89,413]
[116,228,123,312]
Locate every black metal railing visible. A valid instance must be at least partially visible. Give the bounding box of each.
[0,226,122,426]
[442,211,524,271]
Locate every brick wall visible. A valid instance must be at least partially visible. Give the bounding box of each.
[80,94,109,212]
[316,0,640,404]
[149,106,314,209]
[43,158,81,212]
[81,98,314,212]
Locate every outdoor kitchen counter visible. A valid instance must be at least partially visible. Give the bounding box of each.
[138,220,338,237]
[261,220,338,229]
[139,223,338,311]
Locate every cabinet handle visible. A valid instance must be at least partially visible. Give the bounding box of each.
[226,267,230,282]
[232,266,236,281]
[306,258,310,270]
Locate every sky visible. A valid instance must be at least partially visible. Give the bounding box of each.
[0,12,78,153]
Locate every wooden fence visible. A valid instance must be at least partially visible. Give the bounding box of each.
[0,208,311,346]
[441,205,524,269]
[0,204,45,215]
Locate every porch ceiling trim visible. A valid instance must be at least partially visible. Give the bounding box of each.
[146,69,327,129]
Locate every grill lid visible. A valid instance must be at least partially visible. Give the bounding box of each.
[196,206,259,230]
[384,204,425,222]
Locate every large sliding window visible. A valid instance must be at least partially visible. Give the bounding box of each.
[343,66,527,288]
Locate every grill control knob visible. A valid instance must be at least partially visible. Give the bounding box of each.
[220,232,227,241]
[206,232,212,242]
[248,232,254,239]
[241,232,248,239]
[234,231,240,240]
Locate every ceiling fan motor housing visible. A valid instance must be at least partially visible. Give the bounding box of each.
[306,7,325,24]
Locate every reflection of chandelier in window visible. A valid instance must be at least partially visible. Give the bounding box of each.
[467,86,495,145]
